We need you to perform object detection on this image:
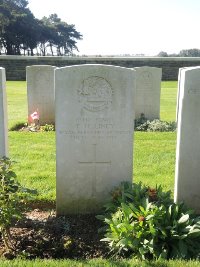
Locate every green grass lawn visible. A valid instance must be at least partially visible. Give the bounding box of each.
[9,132,56,202]
[134,132,176,194]
[0,259,199,267]
[6,81,27,129]
[160,81,178,121]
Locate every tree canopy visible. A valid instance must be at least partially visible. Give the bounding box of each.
[0,0,82,55]
[157,49,200,57]
[179,48,200,57]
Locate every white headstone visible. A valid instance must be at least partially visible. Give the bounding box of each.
[26,65,56,125]
[176,67,187,122]
[0,67,8,157]
[175,66,200,213]
[55,64,135,215]
[134,66,162,120]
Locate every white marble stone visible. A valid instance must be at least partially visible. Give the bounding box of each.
[0,67,8,157]
[176,67,188,122]
[175,66,200,213]
[26,65,56,125]
[55,64,135,215]
[134,66,162,120]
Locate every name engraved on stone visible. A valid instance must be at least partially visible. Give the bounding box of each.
[76,123,114,130]
[78,144,111,197]
[78,76,113,112]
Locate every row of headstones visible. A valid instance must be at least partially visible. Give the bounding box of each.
[0,65,200,214]
[27,65,162,125]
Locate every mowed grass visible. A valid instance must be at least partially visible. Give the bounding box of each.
[134,132,176,194]
[9,132,56,202]
[160,81,178,121]
[6,81,178,202]
[6,81,27,129]
[0,259,200,267]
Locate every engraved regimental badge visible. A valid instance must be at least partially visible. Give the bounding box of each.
[78,76,113,112]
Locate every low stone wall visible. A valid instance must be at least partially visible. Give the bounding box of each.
[1,55,200,80]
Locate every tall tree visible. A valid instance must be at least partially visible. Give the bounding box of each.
[0,1,83,56]
[0,0,39,55]
[40,14,82,56]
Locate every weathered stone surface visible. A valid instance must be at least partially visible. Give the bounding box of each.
[134,66,162,120]
[26,65,56,125]
[175,66,200,213]
[0,67,8,157]
[55,64,135,215]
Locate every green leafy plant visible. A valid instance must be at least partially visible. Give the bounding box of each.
[97,182,200,260]
[134,113,148,129]
[0,157,36,251]
[9,122,27,131]
[134,114,176,132]
[10,123,55,132]
[147,120,176,132]
[102,182,172,215]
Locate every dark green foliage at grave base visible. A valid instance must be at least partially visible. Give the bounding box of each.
[97,182,200,260]
[9,123,55,132]
[0,157,36,251]
[9,122,27,131]
[135,114,176,132]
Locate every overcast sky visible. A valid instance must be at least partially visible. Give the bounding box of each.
[28,0,200,56]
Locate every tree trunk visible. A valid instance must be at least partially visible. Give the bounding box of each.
[50,43,54,56]
[5,43,14,55]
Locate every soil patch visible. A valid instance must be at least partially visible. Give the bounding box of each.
[0,209,109,260]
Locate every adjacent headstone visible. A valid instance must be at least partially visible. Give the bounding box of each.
[26,65,56,125]
[0,67,8,157]
[134,66,162,120]
[175,66,200,213]
[55,64,135,215]
[176,67,187,122]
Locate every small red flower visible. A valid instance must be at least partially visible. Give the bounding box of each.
[138,216,145,222]
[148,187,157,201]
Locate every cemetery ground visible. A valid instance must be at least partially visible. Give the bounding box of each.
[0,81,199,266]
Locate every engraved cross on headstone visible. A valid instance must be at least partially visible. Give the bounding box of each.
[78,144,111,197]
